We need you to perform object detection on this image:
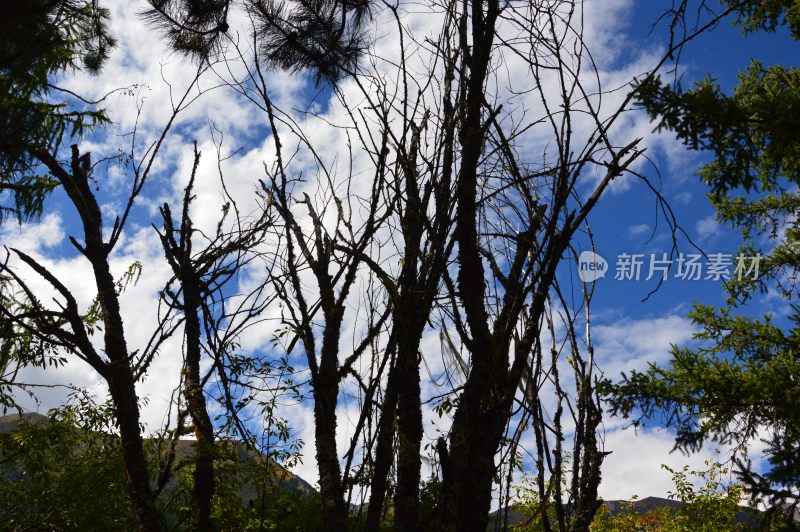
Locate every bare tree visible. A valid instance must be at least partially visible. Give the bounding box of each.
[155,140,273,530]
[248,70,393,527]
[138,2,743,531]
[200,4,644,531]
[0,72,206,532]
[343,9,462,528]
[432,1,733,529]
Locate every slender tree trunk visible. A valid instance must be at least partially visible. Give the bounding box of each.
[313,372,348,531]
[313,303,348,531]
[183,278,216,532]
[392,234,424,532]
[92,249,161,532]
[107,367,163,532]
[571,380,604,531]
[156,151,221,531]
[88,221,162,532]
[96,294,162,532]
[365,366,397,532]
[394,317,424,532]
[390,111,441,532]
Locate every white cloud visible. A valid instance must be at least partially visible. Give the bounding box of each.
[281,402,319,486]
[696,214,722,242]
[593,314,695,379]
[1,212,65,250]
[673,191,693,206]
[627,223,651,238]
[599,426,731,501]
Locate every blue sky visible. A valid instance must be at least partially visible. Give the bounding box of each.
[2,0,794,504]
[580,5,795,316]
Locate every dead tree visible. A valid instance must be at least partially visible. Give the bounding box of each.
[340,9,462,528]
[0,73,205,532]
[144,2,739,530]
[432,1,730,529]
[256,79,393,528]
[434,1,644,530]
[1,146,164,532]
[155,141,272,531]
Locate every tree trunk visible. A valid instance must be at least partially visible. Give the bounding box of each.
[107,365,162,532]
[183,278,216,532]
[313,304,348,531]
[365,365,397,532]
[438,355,508,530]
[394,319,424,532]
[439,0,502,527]
[89,236,162,532]
[156,154,219,531]
[313,374,348,531]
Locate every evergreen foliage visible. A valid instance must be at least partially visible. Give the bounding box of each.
[0,0,115,223]
[143,0,372,85]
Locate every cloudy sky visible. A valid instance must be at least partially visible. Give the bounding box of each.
[3,0,795,505]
